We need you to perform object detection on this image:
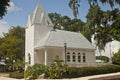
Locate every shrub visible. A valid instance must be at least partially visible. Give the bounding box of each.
[96,56,109,63]
[66,65,120,78]
[67,67,99,78]
[24,60,68,79]
[24,64,47,80]
[112,49,120,65]
[98,65,120,74]
[9,71,24,79]
[46,60,67,79]
[13,59,25,72]
[24,63,120,79]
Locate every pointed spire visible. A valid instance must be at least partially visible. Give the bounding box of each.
[32,3,53,26]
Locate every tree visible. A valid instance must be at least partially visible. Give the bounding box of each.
[49,13,63,29]
[112,49,120,65]
[83,5,120,55]
[69,0,120,53]
[69,0,80,18]
[69,0,120,18]
[109,9,120,41]
[0,26,25,69]
[0,0,10,19]
[49,13,85,32]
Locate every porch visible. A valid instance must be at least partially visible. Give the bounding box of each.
[34,47,65,65]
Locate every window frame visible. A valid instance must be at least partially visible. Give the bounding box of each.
[72,52,76,62]
[78,52,81,63]
[66,52,70,62]
[83,53,86,63]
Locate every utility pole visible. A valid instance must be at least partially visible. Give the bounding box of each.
[64,42,67,64]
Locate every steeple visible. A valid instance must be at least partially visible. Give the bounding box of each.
[32,3,53,26]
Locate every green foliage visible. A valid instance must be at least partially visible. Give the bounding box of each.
[84,6,120,53]
[85,5,113,51]
[0,0,10,19]
[68,0,120,18]
[112,49,120,65]
[109,9,120,41]
[9,71,24,79]
[24,64,47,80]
[25,63,120,79]
[13,59,25,72]
[25,60,68,79]
[66,65,120,78]
[0,26,25,71]
[48,13,85,32]
[46,60,67,79]
[96,56,109,63]
[68,1,120,53]
[67,67,99,78]
[0,65,6,72]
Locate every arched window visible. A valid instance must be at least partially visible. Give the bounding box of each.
[73,52,76,62]
[28,53,31,65]
[67,52,70,62]
[83,53,86,63]
[78,53,81,63]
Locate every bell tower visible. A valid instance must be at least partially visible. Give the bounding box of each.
[25,4,53,66]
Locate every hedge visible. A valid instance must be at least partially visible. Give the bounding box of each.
[66,64,120,78]
[24,63,120,79]
[9,71,24,79]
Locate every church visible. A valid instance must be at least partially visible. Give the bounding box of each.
[25,4,96,67]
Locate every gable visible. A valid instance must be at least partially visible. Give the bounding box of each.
[32,4,53,26]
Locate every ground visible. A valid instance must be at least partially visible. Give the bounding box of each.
[0,72,120,80]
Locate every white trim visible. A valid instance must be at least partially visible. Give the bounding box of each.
[45,49,47,65]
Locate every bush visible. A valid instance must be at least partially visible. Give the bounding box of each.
[0,65,5,72]
[46,60,67,79]
[9,71,24,79]
[112,49,120,65]
[24,60,67,79]
[67,67,99,78]
[24,63,120,79]
[66,65,120,78]
[96,56,109,63]
[24,64,47,80]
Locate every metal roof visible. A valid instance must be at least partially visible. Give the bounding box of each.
[35,30,95,50]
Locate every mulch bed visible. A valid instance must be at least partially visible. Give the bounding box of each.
[0,73,10,77]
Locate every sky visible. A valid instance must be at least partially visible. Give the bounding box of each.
[0,0,120,57]
[0,0,116,35]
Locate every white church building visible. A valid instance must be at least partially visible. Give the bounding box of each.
[25,4,96,67]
